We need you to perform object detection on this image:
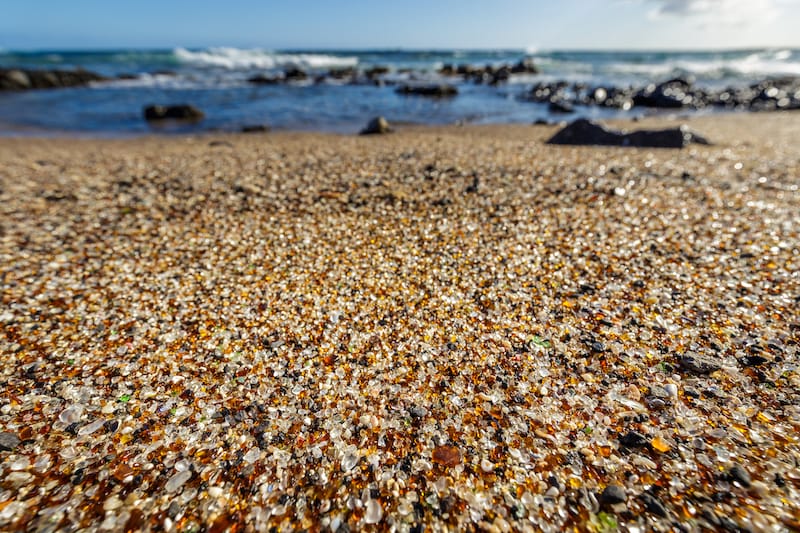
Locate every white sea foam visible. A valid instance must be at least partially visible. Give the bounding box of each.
[606,50,800,80]
[104,72,248,90]
[173,47,358,70]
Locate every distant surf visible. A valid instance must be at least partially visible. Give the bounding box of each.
[172,47,359,70]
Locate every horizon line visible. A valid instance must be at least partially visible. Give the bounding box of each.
[1,44,799,54]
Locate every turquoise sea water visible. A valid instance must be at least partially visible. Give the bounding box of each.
[0,47,797,134]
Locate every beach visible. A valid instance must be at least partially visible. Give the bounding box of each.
[1,112,799,531]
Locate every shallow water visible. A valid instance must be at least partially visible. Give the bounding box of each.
[0,47,797,134]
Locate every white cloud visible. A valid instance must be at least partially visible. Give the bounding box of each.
[646,0,784,26]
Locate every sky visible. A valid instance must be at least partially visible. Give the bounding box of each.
[1,0,798,50]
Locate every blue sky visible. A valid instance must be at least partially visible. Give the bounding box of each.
[2,0,798,50]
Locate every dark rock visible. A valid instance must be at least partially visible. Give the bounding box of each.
[365,66,390,79]
[454,64,471,75]
[328,67,356,79]
[360,116,392,135]
[0,67,106,91]
[679,352,721,375]
[600,484,627,505]
[241,124,270,133]
[209,140,233,148]
[533,119,551,126]
[701,505,722,527]
[639,493,669,517]
[397,84,458,98]
[0,69,31,90]
[547,119,711,149]
[726,464,752,488]
[548,100,574,113]
[0,432,21,451]
[489,66,511,85]
[633,79,696,108]
[465,174,480,194]
[622,123,710,148]
[143,104,205,122]
[619,431,648,448]
[510,58,539,74]
[248,74,282,85]
[438,64,456,76]
[284,68,307,81]
[740,355,769,367]
[590,341,605,352]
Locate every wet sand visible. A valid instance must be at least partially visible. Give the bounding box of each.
[1,113,799,532]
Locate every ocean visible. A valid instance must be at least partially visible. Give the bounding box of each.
[1,47,798,135]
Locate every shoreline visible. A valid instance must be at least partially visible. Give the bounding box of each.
[1,111,798,531]
[0,108,798,147]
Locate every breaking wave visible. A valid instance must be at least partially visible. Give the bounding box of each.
[173,47,359,70]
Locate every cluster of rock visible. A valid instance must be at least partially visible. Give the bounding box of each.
[437,58,539,85]
[396,84,458,97]
[526,77,800,113]
[244,59,538,88]
[0,68,107,91]
[247,65,401,87]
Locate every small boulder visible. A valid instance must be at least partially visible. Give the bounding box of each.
[396,84,458,98]
[248,74,282,85]
[284,68,307,81]
[510,58,539,74]
[360,116,392,135]
[365,66,390,79]
[328,67,356,80]
[0,68,106,91]
[548,100,575,114]
[143,104,205,122]
[0,69,31,90]
[633,78,696,108]
[438,64,456,76]
[241,124,270,133]
[547,119,710,148]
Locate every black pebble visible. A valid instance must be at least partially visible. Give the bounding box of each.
[600,484,627,505]
[726,464,752,488]
[640,493,668,517]
[619,430,648,448]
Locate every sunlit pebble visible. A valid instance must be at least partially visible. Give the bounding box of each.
[364,499,383,524]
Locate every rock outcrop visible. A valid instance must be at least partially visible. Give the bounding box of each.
[396,84,458,97]
[547,119,711,148]
[0,68,107,91]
